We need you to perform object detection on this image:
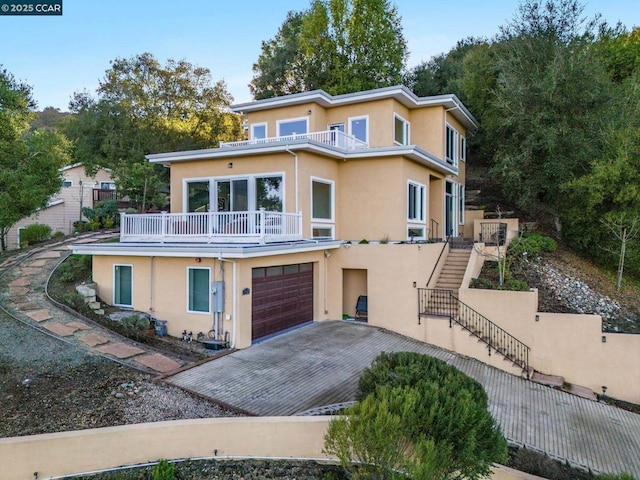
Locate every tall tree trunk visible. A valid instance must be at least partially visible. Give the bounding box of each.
[616,227,627,292]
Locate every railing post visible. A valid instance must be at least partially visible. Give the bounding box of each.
[119,212,125,241]
[208,210,214,241]
[161,211,167,243]
[259,208,266,244]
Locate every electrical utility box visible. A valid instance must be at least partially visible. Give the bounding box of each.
[212,281,225,313]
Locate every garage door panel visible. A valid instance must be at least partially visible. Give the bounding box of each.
[252,263,313,341]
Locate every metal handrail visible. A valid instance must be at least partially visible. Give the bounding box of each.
[425,235,451,287]
[418,288,530,374]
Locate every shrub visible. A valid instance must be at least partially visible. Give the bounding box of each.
[501,278,530,291]
[469,277,495,289]
[120,314,151,332]
[57,255,92,283]
[152,459,176,480]
[327,352,507,480]
[53,230,65,239]
[509,232,557,259]
[83,199,119,229]
[20,223,52,246]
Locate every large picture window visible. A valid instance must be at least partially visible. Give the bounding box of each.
[185,174,284,213]
[277,118,308,137]
[114,265,132,307]
[188,267,210,313]
[312,178,334,221]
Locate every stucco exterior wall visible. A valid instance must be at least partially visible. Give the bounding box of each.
[0,417,542,480]
[327,243,441,340]
[92,250,330,349]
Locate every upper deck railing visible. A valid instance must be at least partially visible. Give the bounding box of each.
[120,210,303,244]
[220,130,368,151]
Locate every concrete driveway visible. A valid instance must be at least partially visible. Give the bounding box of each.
[164,320,640,478]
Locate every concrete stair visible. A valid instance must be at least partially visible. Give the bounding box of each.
[435,248,472,291]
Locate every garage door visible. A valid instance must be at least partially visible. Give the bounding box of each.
[251,263,313,340]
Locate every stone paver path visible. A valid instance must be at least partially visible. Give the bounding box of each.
[0,233,188,376]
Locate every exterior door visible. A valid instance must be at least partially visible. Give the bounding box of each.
[114,265,132,307]
[445,180,457,237]
[251,263,313,341]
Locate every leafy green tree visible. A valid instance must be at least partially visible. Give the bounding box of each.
[250,11,307,100]
[250,0,407,98]
[489,0,611,232]
[0,68,71,250]
[325,352,507,480]
[65,53,242,210]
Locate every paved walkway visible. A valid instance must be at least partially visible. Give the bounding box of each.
[0,234,187,375]
[165,321,640,478]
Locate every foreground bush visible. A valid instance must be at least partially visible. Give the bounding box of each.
[20,223,52,246]
[325,352,507,480]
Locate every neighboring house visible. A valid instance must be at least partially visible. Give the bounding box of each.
[8,163,115,249]
[70,85,640,404]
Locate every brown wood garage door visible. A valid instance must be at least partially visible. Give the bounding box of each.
[251,263,313,341]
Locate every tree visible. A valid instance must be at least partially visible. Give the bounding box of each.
[65,53,242,210]
[0,68,71,250]
[250,0,407,98]
[489,0,611,233]
[325,352,507,479]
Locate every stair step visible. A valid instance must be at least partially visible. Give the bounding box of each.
[531,371,564,388]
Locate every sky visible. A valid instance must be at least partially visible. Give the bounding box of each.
[0,0,638,111]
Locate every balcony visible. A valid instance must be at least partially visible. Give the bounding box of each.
[120,210,303,244]
[220,130,368,151]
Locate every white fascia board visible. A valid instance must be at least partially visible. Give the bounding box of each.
[232,85,479,130]
[146,142,346,165]
[345,146,458,176]
[70,241,342,259]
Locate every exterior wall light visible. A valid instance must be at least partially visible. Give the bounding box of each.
[227,162,233,169]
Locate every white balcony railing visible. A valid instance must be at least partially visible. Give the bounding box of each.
[120,210,303,244]
[220,130,368,151]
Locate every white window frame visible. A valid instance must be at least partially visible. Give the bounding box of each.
[460,136,466,163]
[348,115,369,144]
[407,180,426,222]
[277,117,309,137]
[393,113,410,146]
[113,264,133,308]
[183,172,286,213]
[311,224,335,240]
[445,179,459,237]
[310,177,335,223]
[251,122,267,140]
[445,124,458,166]
[407,226,426,241]
[62,180,73,187]
[459,184,465,225]
[186,266,211,314]
[100,181,116,190]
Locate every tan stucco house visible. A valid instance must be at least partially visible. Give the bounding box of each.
[71,86,640,404]
[7,163,115,249]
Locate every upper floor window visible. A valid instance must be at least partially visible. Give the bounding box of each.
[408,181,425,222]
[460,136,466,163]
[446,124,458,166]
[62,180,73,188]
[251,123,267,140]
[311,177,334,221]
[277,118,308,137]
[394,114,410,145]
[349,116,368,144]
